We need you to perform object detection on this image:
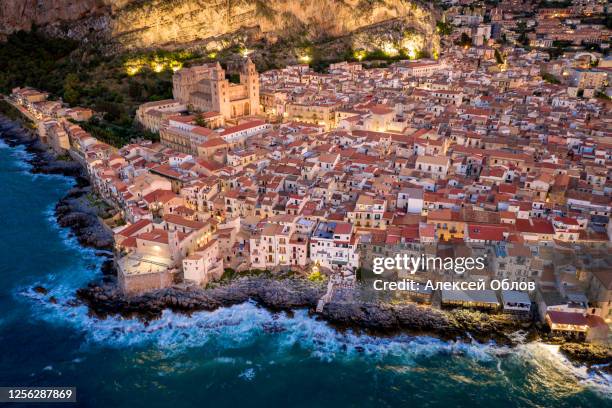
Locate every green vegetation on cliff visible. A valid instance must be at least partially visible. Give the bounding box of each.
[0,8,438,144]
[77,117,159,148]
[0,99,36,130]
[0,30,79,96]
[0,30,184,145]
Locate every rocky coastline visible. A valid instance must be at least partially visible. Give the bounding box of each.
[0,115,113,252]
[1,113,609,373]
[75,277,533,345]
[76,277,325,321]
[0,114,528,348]
[74,277,611,372]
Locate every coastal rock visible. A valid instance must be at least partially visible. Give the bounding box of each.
[55,186,114,251]
[559,343,612,370]
[395,303,454,332]
[0,120,84,178]
[322,301,399,331]
[100,259,116,276]
[75,275,530,346]
[1,113,114,256]
[31,155,83,177]
[76,277,325,320]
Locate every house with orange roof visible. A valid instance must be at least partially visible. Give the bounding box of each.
[346,194,388,229]
[249,220,309,269]
[426,209,465,241]
[182,238,223,286]
[415,155,451,180]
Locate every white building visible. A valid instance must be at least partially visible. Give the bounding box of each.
[415,155,450,179]
[309,221,359,270]
[182,239,223,286]
[218,120,272,144]
[249,221,309,269]
[397,187,424,213]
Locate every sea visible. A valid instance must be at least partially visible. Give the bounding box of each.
[0,134,610,408]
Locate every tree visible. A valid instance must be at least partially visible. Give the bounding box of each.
[128,81,143,99]
[436,20,453,36]
[63,72,81,105]
[457,33,472,47]
[194,113,207,127]
[516,21,530,47]
[494,49,504,65]
[64,72,79,88]
[63,88,80,105]
[541,72,560,84]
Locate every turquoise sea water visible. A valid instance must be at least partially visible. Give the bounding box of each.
[0,137,610,408]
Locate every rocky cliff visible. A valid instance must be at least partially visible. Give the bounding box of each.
[0,0,108,39]
[1,0,439,55]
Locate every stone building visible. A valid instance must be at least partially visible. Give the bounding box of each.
[172,59,260,120]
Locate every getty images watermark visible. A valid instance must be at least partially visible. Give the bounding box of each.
[370,254,536,292]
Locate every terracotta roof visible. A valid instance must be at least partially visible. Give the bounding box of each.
[117,219,152,238]
[546,311,588,326]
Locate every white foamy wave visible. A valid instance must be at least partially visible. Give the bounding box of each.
[44,204,102,262]
[239,368,256,381]
[9,148,33,171]
[42,300,498,367]
[20,276,612,399]
[13,204,103,321]
[214,357,237,364]
[512,342,611,398]
[12,145,31,157]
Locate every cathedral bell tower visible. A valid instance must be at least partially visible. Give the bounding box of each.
[211,62,230,118]
[240,58,260,116]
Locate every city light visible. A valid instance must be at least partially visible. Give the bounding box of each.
[402,37,421,60]
[382,42,399,57]
[125,55,186,75]
[240,47,251,58]
[170,61,183,72]
[126,65,140,76]
[354,50,367,61]
[124,58,145,76]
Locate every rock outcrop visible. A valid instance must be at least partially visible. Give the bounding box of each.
[55,185,114,251]
[1,0,439,55]
[75,275,532,347]
[559,343,612,368]
[0,114,114,251]
[76,277,326,320]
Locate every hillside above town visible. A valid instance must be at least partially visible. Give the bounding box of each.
[0,0,440,54]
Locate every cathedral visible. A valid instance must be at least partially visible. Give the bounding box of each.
[172,58,260,121]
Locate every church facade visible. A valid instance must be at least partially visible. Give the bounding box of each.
[172,58,260,121]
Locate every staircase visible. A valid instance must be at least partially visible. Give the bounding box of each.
[316,279,336,313]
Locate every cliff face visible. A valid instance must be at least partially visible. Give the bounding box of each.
[0,0,438,54]
[0,0,109,37]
